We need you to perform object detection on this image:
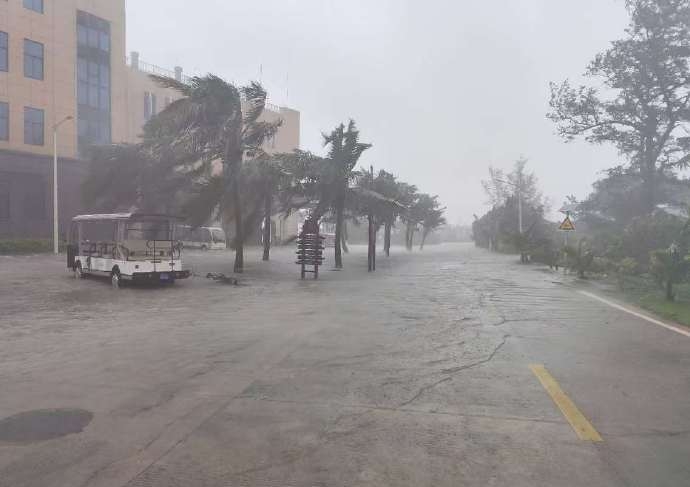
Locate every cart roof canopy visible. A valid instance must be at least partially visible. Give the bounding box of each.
[72,213,183,222]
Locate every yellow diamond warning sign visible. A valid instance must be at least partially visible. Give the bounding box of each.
[559,215,575,231]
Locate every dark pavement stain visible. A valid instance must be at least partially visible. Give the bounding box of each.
[0,409,93,443]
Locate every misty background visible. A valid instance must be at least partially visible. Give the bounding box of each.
[126,0,629,224]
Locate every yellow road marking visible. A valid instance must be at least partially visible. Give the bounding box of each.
[529,364,603,442]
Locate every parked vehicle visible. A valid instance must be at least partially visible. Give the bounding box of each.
[66,213,190,287]
[322,232,336,248]
[176,225,227,250]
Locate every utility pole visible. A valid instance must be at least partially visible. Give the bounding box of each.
[53,116,74,255]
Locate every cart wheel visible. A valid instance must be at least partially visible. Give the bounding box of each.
[111,268,121,289]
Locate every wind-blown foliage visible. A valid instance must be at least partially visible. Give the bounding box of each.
[241,155,295,260]
[144,75,281,273]
[418,195,447,250]
[473,159,555,264]
[311,120,372,268]
[548,0,690,212]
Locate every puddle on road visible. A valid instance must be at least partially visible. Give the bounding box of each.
[0,409,93,443]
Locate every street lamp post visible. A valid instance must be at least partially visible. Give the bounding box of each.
[53,116,74,255]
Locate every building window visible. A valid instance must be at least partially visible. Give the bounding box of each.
[77,10,111,155]
[23,0,43,13]
[24,39,44,80]
[77,10,110,53]
[0,102,8,141]
[0,181,9,221]
[24,107,44,146]
[0,32,8,72]
[144,92,157,121]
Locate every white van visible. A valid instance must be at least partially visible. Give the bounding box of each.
[67,213,190,287]
[177,225,227,250]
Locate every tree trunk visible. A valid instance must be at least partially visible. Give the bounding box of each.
[262,190,271,261]
[407,224,415,251]
[342,220,349,253]
[384,221,391,257]
[334,196,344,269]
[231,176,244,273]
[373,225,377,271]
[368,214,373,272]
[666,279,674,301]
[420,230,427,250]
[371,226,379,270]
[643,166,656,215]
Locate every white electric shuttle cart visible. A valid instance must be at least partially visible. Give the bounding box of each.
[66,213,190,287]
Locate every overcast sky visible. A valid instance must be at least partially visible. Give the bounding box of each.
[127,0,630,224]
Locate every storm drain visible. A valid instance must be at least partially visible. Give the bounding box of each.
[0,409,93,443]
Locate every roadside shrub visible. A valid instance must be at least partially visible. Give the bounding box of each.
[607,257,639,290]
[621,213,685,269]
[649,246,690,301]
[564,239,595,278]
[0,239,66,254]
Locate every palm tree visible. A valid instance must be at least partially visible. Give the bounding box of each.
[242,155,295,261]
[313,120,371,269]
[145,75,281,273]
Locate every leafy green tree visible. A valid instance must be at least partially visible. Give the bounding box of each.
[368,170,407,257]
[351,167,406,269]
[482,158,543,211]
[396,183,420,251]
[145,75,281,273]
[548,0,690,213]
[476,159,548,259]
[418,195,446,250]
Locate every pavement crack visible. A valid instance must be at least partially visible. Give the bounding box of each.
[441,334,509,374]
[397,376,452,408]
[398,335,509,407]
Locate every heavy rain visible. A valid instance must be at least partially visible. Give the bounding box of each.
[1,1,690,486]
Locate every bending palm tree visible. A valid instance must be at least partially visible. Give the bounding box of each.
[316,120,371,269]
[145,75,280,273]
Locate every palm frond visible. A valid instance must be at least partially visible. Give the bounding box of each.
[241,81,269,126]
[243,119,283,151]
[149,74,193,97]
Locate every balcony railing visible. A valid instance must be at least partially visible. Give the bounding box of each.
[126,56,193,85]
[126,56,283,113]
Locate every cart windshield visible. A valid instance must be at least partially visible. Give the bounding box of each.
[125,220,172,241]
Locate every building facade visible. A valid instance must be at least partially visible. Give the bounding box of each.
[0,0,300,240]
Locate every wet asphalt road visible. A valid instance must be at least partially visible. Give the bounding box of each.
[0,243,689,487]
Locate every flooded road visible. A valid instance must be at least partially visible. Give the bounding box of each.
[1,243,689,486]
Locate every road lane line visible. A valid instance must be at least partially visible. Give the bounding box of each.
[578,290,690,338]
[529,364,603,442]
